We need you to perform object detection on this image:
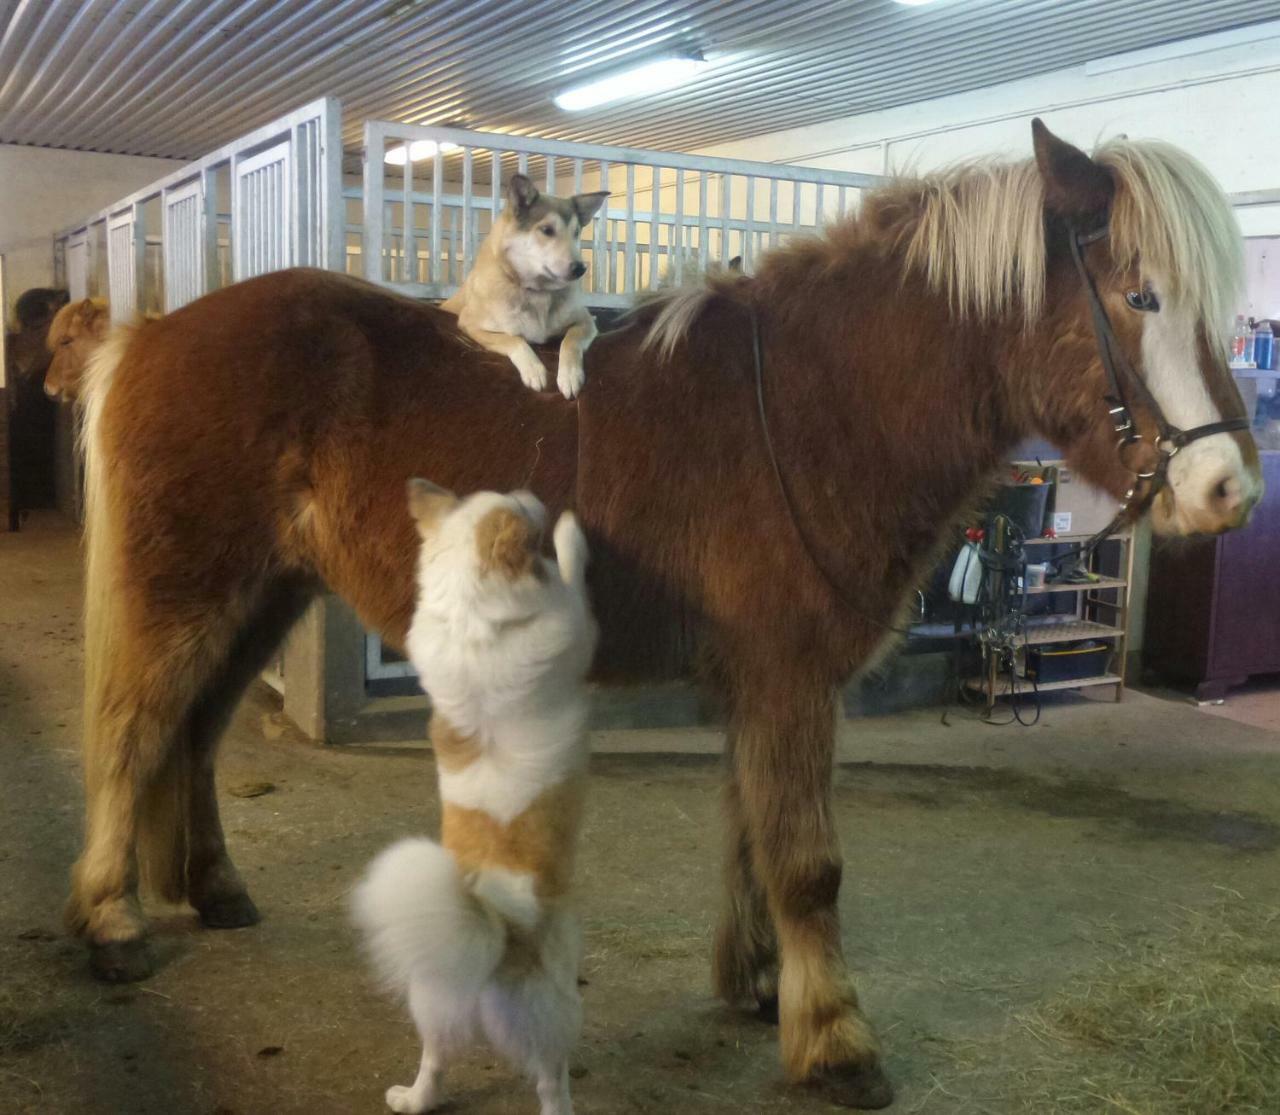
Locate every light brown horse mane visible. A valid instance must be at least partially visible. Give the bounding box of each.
[644,137,1243,360]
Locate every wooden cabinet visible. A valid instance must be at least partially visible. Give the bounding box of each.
[1144,452,1280,701]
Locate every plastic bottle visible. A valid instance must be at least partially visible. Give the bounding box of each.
[1232,315,1249,364]
[1255,320,1275,372]
[1244,322,1257,367]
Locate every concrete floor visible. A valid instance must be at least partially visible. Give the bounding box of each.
[3,513,1280,1114]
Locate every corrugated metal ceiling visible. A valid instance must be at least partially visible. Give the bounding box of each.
[1,0,1275,160]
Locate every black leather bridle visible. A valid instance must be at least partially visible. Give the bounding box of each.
[1067,222,1250,532]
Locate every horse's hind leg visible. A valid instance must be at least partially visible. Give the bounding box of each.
[729,679,893,1110]
[68,599,249,981]
[713,732,779,1021]
[186,576,316,927]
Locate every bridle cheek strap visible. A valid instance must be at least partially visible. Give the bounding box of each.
[1067,222,1250,512]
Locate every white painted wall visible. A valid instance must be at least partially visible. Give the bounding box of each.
[699,25,1280,239]
[0,145,180,324]
[1245,238,1280,321]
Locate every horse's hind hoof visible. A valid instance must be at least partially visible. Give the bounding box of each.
[197,892,261,929]
[810,1062,895,1110]
[89,938,156,983]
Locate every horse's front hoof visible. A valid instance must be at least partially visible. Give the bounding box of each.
[197,891,261,929]
[89,937,156,983]
[810,1062,895,1110]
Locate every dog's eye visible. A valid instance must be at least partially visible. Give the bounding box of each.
[1124,284,1160,313]
[540,225,555,237]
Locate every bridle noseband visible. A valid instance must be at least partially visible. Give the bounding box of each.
[1067,221,1250,526]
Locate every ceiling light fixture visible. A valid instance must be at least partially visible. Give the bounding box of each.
[554,55,711,112]
[383,139,460,165]
[894,0,941,6]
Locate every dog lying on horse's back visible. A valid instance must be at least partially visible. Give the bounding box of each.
[441,174,608,400]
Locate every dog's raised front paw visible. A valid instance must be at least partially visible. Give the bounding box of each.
[386,1083,435,1114]
[556,357,585,400]
[512,348,548,392]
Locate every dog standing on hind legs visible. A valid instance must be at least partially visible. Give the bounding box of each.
[441,174,608,400]
[353,481,597,1115]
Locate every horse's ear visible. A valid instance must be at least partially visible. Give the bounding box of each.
[727,256,743,273]
[1031,118,1114,221]
[572,191,609,226]
[508,174,539,213]
[406,478,457,532]
[78,299,111,340]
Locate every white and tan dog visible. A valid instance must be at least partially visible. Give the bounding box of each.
[353,480,596,1115]
[441,175,608,400]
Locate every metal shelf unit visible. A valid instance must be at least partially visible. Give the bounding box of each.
[967,530,1136,710]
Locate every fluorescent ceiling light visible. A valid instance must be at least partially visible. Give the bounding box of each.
[894,0,940,6]
[554,56,710,112]
[384,140,460,165]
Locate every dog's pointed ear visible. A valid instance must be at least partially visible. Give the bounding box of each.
[572,191,609,226]
[508,174,539,213]
[1032,118,1113,222]
[407,478,457,534]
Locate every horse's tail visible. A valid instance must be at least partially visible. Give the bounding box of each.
[75,323,189,911]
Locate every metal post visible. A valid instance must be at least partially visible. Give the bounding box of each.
[362,125,384,282]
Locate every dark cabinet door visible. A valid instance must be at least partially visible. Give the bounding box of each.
[1208,453,1280,679]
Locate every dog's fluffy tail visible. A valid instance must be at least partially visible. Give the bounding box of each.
[352,838,539,1001]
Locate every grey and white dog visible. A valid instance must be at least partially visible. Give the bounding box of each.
[442,175,608,400]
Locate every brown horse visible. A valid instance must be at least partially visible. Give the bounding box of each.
[44,297,111,402]
[67,121,1259,1108]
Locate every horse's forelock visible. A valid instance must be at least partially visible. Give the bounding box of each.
[1095,138,1242,350]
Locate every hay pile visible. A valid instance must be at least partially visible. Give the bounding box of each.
[939,898,1280,1113]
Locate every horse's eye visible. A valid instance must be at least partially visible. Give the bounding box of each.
[1125,285,1160,312]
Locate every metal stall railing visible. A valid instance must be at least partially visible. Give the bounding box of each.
[54,97,343,319]
[359,120,885,308]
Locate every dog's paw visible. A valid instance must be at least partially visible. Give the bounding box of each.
[385,1084,434,1114]
[512,348,548,392]
[553,510,582,553]
[556,356,586,400]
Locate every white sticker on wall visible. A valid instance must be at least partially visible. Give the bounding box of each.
[1053,511,1073,534]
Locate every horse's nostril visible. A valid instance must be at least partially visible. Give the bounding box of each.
[1208,474,1245,517]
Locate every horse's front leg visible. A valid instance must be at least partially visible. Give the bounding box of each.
[729,681,893,1109]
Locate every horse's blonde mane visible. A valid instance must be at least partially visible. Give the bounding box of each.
[643,136,1242,356]
[902,137,1242,344]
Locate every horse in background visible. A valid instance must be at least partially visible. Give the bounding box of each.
[5,288,70,522]
[65,121,1259,1109]
[44,298,111,402]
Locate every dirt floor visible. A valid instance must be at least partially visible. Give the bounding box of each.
[3,513,1279,1115]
